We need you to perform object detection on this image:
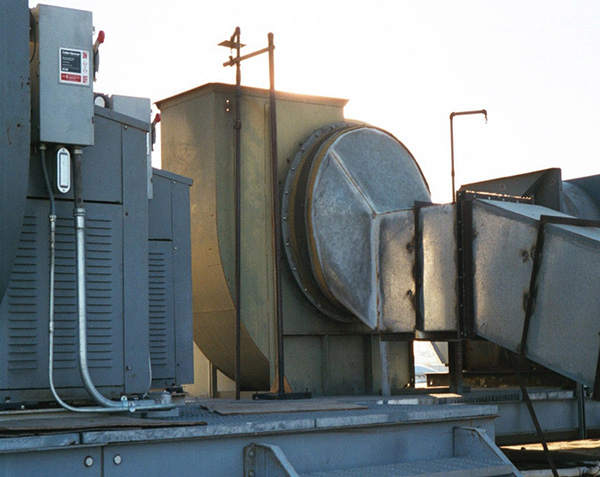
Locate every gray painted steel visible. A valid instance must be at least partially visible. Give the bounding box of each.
[0,400,499,476]
[30,5,94,146]
[1,390,599,474]
[0,199,125,400]
[0,0,30,303]
[148,169,194,388]
[299,427,519,476]
[0,107,154,402]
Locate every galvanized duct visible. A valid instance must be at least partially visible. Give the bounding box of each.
[282,123,431,329]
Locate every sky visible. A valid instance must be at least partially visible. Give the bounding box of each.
[29,0,600,203]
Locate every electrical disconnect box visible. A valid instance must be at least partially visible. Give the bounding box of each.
[30,4,94,146]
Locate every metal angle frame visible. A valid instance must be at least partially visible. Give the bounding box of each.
[412,201,427,333]
[456,191,476,340]
[458,190,535,339]
[454,191,535,393]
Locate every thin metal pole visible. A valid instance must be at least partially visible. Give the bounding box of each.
[450,117,456,203]
[268,33,285,395]
[577,383,587,440]
[233,27,242,401]
[511,354,559,477]
[448,341,464,393]
[221,28,283,398]
[223,47,269,67]
[449,109,487,203]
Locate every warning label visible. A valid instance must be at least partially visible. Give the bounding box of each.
[59,48,90,86]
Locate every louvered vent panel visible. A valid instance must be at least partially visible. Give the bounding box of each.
[53,216,115,370]
[7,215,39,371]
[149,250,168,367]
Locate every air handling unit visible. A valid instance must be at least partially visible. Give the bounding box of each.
[160,81,600,398]
[158,84,417,395]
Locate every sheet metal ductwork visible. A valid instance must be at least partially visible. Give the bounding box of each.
[282,123,430,329]
[159,84,414,394]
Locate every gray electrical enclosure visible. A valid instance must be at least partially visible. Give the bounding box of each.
[0,106,156,402]
[30,4,94,146]
[149,168,194,389]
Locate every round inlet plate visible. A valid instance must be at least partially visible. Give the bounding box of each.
[282,123,430,325]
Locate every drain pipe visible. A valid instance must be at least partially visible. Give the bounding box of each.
[42,145,171,413]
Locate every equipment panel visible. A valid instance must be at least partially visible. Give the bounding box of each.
[31,4,94,146]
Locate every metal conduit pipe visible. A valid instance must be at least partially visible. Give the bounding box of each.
[72,147,128,409]
[42,145,172,413]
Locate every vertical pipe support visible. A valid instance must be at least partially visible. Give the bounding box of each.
[232,27,243,401]
[449,109,487,203]
[268,32,286,396]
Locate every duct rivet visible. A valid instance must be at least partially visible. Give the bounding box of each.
[248,471,256,477]
[248,450,256,458]
[84,456,94,468]
[113,455,122,465]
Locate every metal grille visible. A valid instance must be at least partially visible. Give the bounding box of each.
[85,218,115,368]
[148,249,168,367]
[53,216,115,370]
[7,215,39,371]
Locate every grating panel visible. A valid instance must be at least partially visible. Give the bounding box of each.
[301,457,512,476]
[149,249,168,366]
[52,216,116,370]
[0,199,125,396]
[148,241,175,381]
[85,218,115,369]
[7,215,39,371]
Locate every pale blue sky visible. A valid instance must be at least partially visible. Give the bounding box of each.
[31,1,600,202]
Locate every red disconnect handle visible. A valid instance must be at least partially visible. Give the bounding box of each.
[153,113,161,125]
[97,30,105,44]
